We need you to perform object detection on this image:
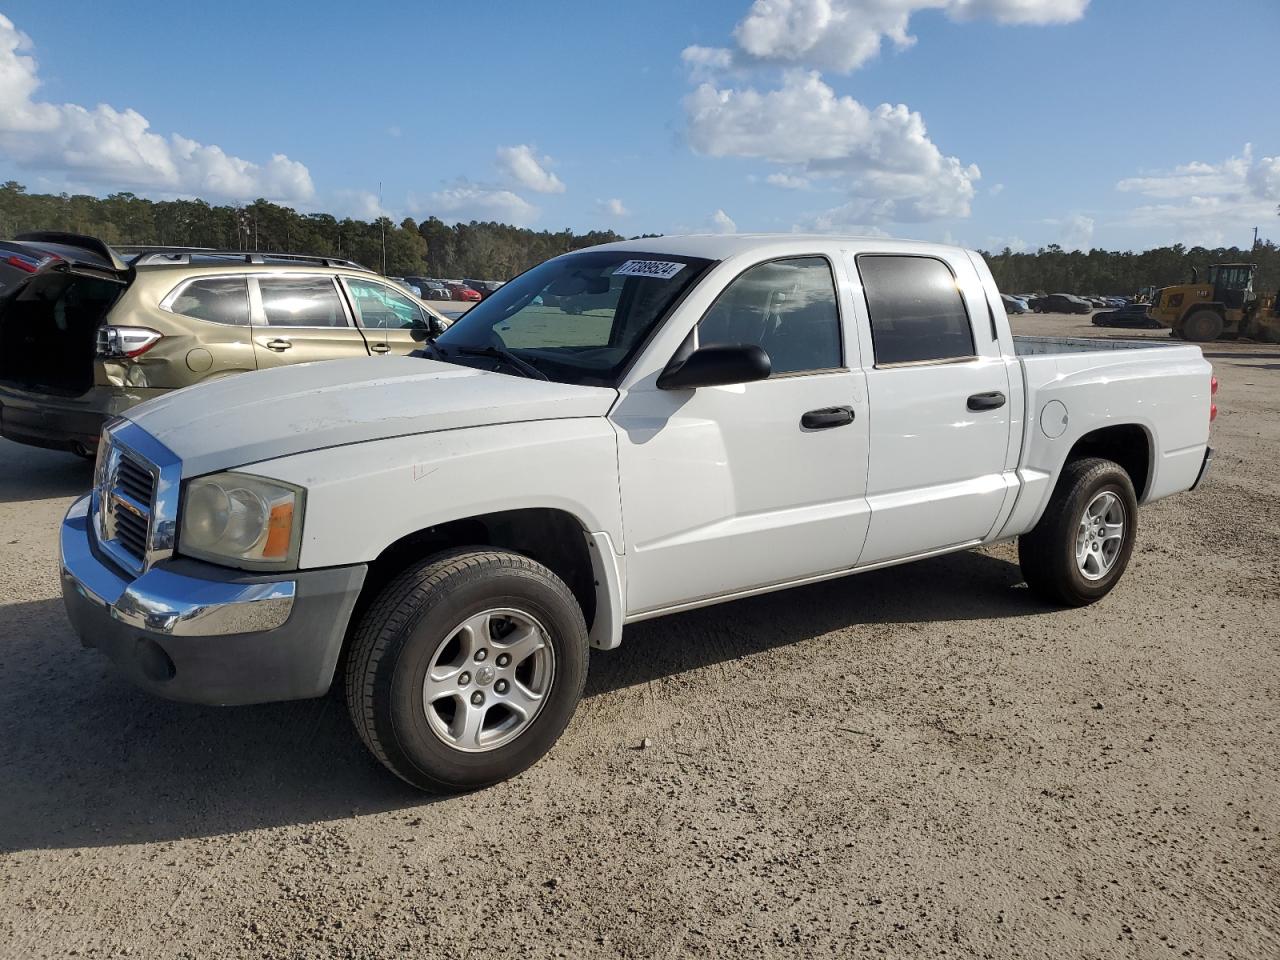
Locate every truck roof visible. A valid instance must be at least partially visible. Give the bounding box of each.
[583,233,971,262]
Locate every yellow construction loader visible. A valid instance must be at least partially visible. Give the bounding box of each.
[1149,262,1270,341]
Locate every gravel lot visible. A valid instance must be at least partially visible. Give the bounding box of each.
[1,314,1277,959]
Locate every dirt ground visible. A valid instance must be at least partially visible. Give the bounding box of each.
[1,314,1277,959]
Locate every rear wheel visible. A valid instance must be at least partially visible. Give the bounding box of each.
[1182,309,1224,342]
[1019,457,1138,606]
[345,549,589,792]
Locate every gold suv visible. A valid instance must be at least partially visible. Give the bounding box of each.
[0,232,449,456]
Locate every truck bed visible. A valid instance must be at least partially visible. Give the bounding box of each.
[1013,335,1182,356]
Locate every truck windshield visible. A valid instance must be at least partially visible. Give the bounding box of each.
[432,251,713,386]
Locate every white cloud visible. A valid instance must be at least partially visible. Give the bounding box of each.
[795,204,893,236]
[1115,145,1280,246]
[985,234,1027,252]
[0,14,314,202]
[989,182,1005,196]
[495,144,565,195]
[596,197,630,217]
[1058,214,1094,250]
[686,70,979,222]
[333,189,388,220]
[411,180,538,226]
[681,45,735,81]
[766,172,811,189]
[711,209,738,233]
[689,0,1089,75]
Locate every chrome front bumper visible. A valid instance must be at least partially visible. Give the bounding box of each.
[60,495,367,705]
[61,495,295,636]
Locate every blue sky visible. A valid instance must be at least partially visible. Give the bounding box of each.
[1,0,1278,251]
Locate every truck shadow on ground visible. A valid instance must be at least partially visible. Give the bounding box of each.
[0,550,1041,853]
[0,446,93,504]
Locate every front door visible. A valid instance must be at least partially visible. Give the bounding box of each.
[249,275,370,369]
[340,276,435,356]
[614,256,871,616]
[849,252,1013,565]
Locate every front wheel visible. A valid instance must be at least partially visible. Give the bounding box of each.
[345,549,589,792]
[1019,457,1138,606]
[1182,309,1224,342]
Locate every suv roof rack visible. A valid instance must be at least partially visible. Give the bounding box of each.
[128,248,372,271]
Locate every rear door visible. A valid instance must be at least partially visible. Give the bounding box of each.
[849,251,1014,565]
[339,276,436,355]
[249,275,370,369]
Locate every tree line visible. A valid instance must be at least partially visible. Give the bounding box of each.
[2,181,1277,293]
[984,241,1280,297]
[0,182,624,281]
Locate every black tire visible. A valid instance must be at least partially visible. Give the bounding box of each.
[1182,309,1224,342]
[1018,457,1138,607]
[345,548,589,792]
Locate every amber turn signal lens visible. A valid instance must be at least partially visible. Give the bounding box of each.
[262,502,294,559]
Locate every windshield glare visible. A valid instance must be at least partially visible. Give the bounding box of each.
[434,251,713,385]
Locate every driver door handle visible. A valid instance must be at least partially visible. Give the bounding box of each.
[967,391,1007,411]
[801,406,855,430]
[264,338,292,351]
[370,343,391,354]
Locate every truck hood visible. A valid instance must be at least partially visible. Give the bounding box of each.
[124,356,618,476]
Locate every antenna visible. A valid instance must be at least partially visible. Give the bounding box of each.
[380,181,387,276]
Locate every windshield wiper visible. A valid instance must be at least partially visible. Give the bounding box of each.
[451,344,550,381]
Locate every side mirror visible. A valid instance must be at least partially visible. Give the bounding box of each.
[656,343,771,390]
[411,316,448,342]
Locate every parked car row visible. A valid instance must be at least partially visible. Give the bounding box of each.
[1001,292,1135,315]
[396,276,505,302]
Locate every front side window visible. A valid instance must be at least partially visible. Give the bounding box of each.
[167,277,250,325]
[345,278,426,329]
[858,255,975,365]
[698,257,842,376]
[434,251,713,386]
[257,276,348,327]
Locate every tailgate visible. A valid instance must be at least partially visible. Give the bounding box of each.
[0,234,133,396]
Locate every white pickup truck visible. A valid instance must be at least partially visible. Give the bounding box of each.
[60,236,1215,791]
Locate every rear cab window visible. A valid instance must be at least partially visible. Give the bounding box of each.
[856,255,976,366]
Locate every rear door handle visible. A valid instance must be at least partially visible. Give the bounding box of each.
[370,343,391,354]
[265,338,292,351]
[801,406,855,430]
[967,391,1007,411]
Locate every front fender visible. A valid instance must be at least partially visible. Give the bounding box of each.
[248,418,625,570]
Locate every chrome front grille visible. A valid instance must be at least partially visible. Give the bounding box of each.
[92,423,181,577]
[116,455,155,505]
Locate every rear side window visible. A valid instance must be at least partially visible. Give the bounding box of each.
[698,257,842,376]
[857,255,975,365]
[167,277,250,326]
[258,277,348,327]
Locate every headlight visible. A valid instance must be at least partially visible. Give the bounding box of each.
[179,472,304,570]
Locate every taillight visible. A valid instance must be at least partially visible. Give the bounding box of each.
[95,326,162,359]
[1210,373,1218,423]
[5,254,38,273]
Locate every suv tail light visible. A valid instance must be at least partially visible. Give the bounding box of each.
[1210,373,1218,423]
[96,326,162,359]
